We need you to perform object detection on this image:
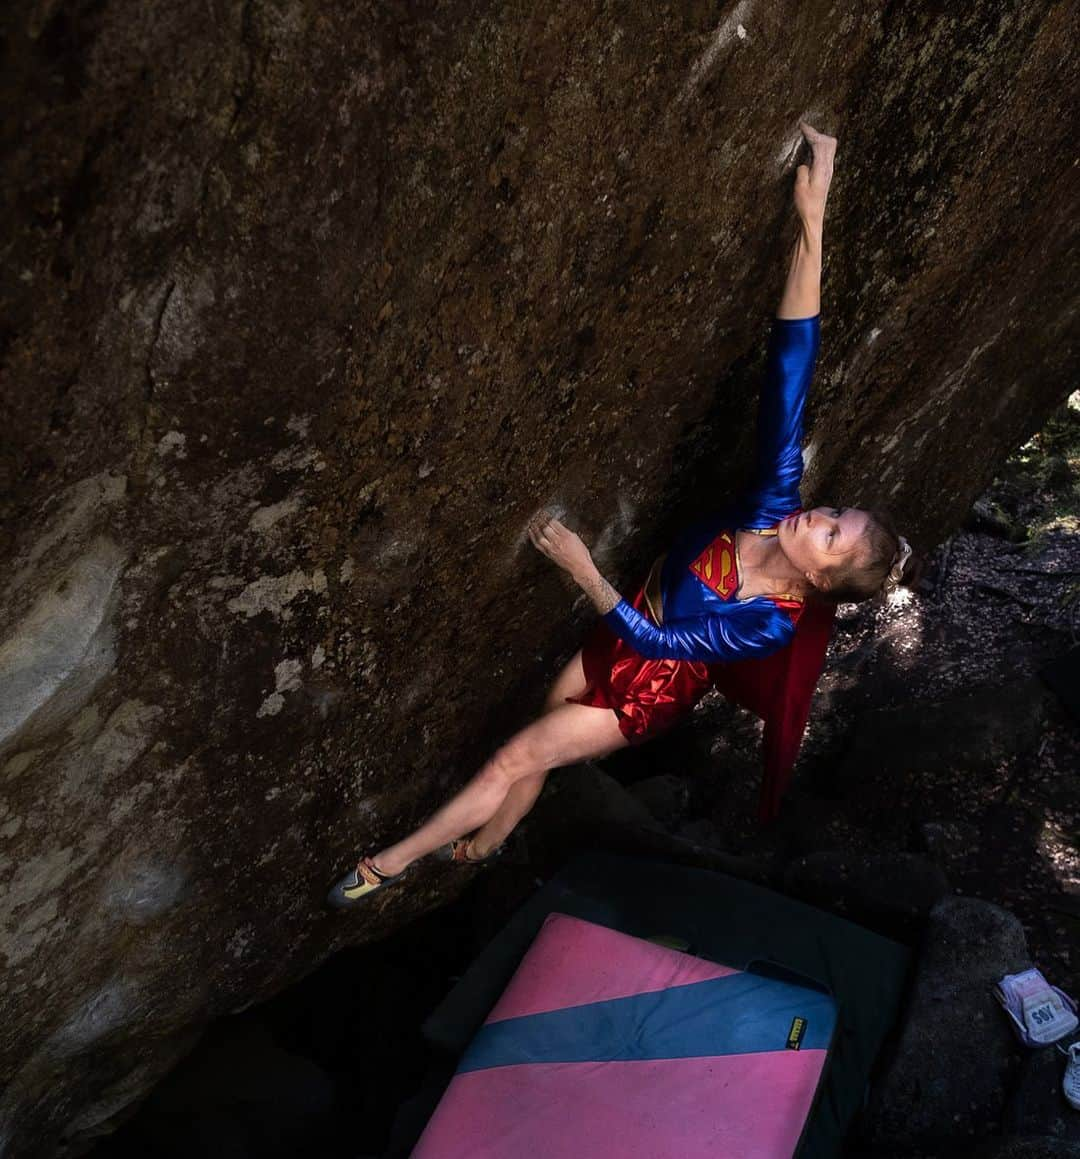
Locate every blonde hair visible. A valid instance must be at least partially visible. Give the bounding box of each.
[820,509,920,604]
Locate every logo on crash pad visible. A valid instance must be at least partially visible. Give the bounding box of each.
[689,531,738,599]
[786,1017,807,1050]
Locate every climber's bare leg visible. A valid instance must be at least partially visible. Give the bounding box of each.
[466,650,589,857]
[370,682,624,877]
[543,649,589,713]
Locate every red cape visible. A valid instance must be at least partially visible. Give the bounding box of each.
[711,598,835,824]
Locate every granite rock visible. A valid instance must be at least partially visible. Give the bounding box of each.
[1,0,1079,1152]
[856,897,1031,1151]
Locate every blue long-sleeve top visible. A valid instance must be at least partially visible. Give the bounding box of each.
[604,314,821,663]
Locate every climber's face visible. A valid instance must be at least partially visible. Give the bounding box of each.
[777,506,871,590]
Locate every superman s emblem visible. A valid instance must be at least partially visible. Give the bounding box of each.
[689,531,739,600]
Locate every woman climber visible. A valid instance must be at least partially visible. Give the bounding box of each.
[329,121,921,908]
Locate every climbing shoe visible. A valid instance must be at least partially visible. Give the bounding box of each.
[327,857,404,909]
[433,836,505,865]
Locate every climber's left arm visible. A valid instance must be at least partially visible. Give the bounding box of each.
[777,122,834,320]
[743,124,835,518]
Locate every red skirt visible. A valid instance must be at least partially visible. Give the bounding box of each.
[566,581,713,743]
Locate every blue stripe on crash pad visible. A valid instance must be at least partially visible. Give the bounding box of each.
[459,972,836,1073]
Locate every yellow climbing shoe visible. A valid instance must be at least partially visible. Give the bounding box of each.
[327,857,403,909]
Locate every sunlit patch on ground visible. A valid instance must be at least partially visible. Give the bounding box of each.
[1039,813,1080,898]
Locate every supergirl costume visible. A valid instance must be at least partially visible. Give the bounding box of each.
[568,314,836,823]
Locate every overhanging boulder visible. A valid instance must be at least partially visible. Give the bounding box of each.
[1,0,1078,1152]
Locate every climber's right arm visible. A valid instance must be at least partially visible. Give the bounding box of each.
[601,597,794,664]
[528,514,623,615]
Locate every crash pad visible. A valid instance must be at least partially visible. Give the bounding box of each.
[418,851,911,1158]
[413,912,839,1158]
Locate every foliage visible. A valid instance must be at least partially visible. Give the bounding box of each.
[990,392,1080,553]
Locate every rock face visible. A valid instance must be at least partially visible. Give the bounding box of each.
[971,1138,1080,1159]
[856,897,1030,1152]
[1,0,1078,1153]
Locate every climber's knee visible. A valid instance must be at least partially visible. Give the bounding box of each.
[483,731,548,788]
[542,687,565,715]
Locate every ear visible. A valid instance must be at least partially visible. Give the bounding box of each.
[806,569,830,593]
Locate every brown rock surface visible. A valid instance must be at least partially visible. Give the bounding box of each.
[1,0,1078,1153]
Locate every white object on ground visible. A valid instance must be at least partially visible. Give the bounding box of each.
[995,967,1079,1048]
[1062,1041,1080,1110]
